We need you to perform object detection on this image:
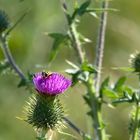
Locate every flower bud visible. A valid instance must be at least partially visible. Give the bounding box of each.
[24,94,64,130]
[0,10,9,34]
[129,52,140,73]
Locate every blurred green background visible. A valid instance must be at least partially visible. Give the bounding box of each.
[0,0,140,140]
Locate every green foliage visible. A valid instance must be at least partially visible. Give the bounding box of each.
[79,33,91,44]
[63,0,92,25]
[102,87,118,99]
[113,77,134,98]
[71,0,91,21]
[1,1,139,140]
[68,0,117,24]
[66,61,97,85]
[81,62,97,73]
[99,77,119,99]
[112,67,134,72]
[49,1,94,65]
[83,93,91,108]
[17,71,33,87]
[100,77,109,95]
[48,33,70,63]
[113,76,126,91]
[24,94,64,130]
[99,72,140,140]
[99,76,138,104]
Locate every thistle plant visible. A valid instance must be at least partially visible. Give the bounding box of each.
[23,72,71,139]
[0,1,140,140]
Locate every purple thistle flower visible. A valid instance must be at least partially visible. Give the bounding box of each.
[33,72,71,96]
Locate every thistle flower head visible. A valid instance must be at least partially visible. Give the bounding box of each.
[129,51,140,73]
[23,72,71,133]
[0,10,9,34]
[33,72,71,96]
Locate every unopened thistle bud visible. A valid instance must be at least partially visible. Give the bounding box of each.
[25,94,64,130]
[24,72,71,132]
[0,10,9,34]
[129,52,140,73]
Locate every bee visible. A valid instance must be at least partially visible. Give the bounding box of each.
[41,71,51,78]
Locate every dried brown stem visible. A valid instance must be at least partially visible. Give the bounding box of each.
[94,1,109,97]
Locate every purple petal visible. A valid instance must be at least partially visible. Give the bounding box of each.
[33,72,71,96]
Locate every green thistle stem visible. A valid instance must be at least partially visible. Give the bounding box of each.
[63,1,85,64]
[36,128,54,140]
[69,23,85,64]
[86,77,106,140]
[36,128,46,140]
[63,1,108,139]
[131,103,140,140]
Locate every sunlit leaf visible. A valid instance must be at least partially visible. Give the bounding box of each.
[79,33,91,44]
[71,70,81,86]
[114,76,126,91]
[18,71,33,87]
[83,94,91,107]
[78,71,89,82]
[65,69,79,75]
[100,77,110,92]
[86,8,118,13]
[81,62,97,74]
[66,60,79,69]
[71,0,91,20]
[77,0,91,16]
[112,67,134,72]
[89,12,99,18]
[18,78,27,87]
[48,33,70,63]
[66,61,97,85]
[122,86,134,96]
[102,87,118,99]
